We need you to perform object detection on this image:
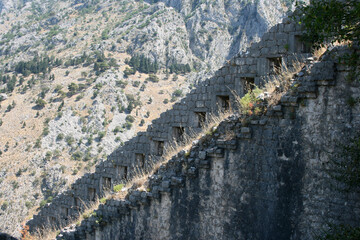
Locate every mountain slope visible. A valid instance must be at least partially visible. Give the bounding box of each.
[0,0,294,236]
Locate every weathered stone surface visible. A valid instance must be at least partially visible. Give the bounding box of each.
[32,12,360,240]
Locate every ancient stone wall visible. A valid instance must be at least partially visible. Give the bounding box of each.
[28,15,328,232]
[56,45,360,239]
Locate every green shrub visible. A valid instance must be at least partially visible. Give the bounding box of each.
[146,74,159,83]
[42,127,49,136]
[56,133,64,141]
[68,82,79,95]
[65,135,74,145]
[113,126,122,134]
[132,81,140,87]
[123,122,132,130]
[295,0,360,47]
[39,200,47,207]
[239,87,263,114]
[1,201,9,210]
[124,67,136,77]
[125,115,135,123]
[34,138,41,148]
[172,89,183,97]
[113,184,124,192]
[35,98,47,108]
[98,131,106,140]
[72,151,83,161]
[25,201,33,209]
[45,151,52,161]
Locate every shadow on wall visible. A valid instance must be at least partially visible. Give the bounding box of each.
[0,233,17,240]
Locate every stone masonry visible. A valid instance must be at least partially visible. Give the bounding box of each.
[57,44,360,239]
[27,13,360,238]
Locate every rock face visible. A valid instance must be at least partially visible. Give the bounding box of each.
[123,0,292,71]
[28,11,360,240]
[0,0,293,73]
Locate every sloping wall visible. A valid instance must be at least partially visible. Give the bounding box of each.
[28,12,360,238]
[57,45,360,239]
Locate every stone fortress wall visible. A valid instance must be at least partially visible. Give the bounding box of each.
[28,13,360,239]
[56,44,360,239]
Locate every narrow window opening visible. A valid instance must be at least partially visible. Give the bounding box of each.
[242,77,255,93]
[117,165,128,180]
[102,177,112,191]
[50,216,56,225]
[154,141,164,156]
[217,95,230,111]
[88,187,96,201]
[74,197,81,208]
[295,35,312,53]
[172,127,185,143]
[195,112,206,128]
[268,57,282,74]
[135,153,145,168]
[61,207,69,217]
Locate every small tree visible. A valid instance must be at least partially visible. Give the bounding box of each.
[35,98,46,108]
[68,82,79,95]
[295,0,360,47]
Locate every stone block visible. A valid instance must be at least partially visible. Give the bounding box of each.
[284,23,295,32]
[236,58,245,66]
[171,177,184,186]
[259,118,267,125]
[240,65,249,73]
[217,76,224,84]
[250,50,261,58]
[270,46,279,55]
[278,45,287,54]
[260,48,269,55]
[263,32,274,41]
[249,65,257,74]
[225,75,232,84]
[187,167,197,176]
[273,105,282,111]
[269,25,277,33]
[277,39,288,46]
[198,151,207,160]
[276,33,288,40]
[266,40,276,48]
[278,23,284,32]
[241,127,251,134]
[199,160,210,169]
[196,101,205,108]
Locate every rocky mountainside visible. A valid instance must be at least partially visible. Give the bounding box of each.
[0,0,295,236]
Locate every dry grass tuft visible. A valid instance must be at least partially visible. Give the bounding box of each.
[313,46,328,59]
[115,110,231,198]
[264,60,304,106]
[28,193,111,240]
